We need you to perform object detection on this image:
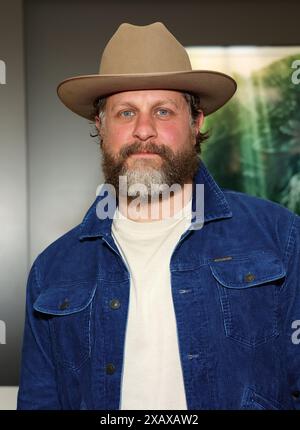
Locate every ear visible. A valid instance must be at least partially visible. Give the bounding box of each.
[194,110,204,133]
[95,115,101,131]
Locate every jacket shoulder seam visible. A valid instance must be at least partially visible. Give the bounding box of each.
[283,213,299,267]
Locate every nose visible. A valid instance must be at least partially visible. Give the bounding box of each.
[132,112,157,141]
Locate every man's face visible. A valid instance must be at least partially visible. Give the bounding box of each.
[95,89,204,199]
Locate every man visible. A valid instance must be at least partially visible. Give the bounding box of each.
[17,22,300,410]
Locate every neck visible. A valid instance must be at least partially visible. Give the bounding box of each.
[117,180,193,222]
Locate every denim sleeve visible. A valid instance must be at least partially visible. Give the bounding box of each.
[17,257,61,410]
[283,213,300,409]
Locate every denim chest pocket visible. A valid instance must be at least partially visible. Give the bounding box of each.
[209,251,286,348]
[33,281,97,370]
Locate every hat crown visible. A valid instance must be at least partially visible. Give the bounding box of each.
[99,22,192,75]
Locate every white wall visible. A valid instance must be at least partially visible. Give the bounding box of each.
[25,0,104,263]
[0,387,18,410]
[0,0,27,394]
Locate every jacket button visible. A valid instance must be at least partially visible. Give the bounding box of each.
[291,390,300,399]
[106,363,116,375]
[110,299,121,310]
[59,299,70,310]
[244,273,255,282]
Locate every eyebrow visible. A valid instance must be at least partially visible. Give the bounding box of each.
[111,98,180,111]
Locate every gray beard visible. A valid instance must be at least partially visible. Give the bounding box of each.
[101,139,200,201]
[120,166,168,199]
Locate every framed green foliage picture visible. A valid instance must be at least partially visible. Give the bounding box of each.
[187,46,300,214]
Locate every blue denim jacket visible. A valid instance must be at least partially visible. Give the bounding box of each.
[17,160,300,410]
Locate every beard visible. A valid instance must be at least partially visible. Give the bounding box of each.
[100,135,200,202]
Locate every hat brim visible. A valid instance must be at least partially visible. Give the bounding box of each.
[57,70,237,120]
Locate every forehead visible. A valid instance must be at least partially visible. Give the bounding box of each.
[106,89,187,108]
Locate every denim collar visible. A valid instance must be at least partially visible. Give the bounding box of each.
[78,159,233,240]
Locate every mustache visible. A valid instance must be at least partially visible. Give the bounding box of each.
[118,141,174,160]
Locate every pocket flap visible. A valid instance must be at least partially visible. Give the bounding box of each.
[209,251,286,289]
[33,280,97,315]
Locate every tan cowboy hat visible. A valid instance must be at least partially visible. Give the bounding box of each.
[57,22,237,120]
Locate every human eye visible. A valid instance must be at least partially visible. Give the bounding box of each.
[156,108,171,117]
[119,110,135,118]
